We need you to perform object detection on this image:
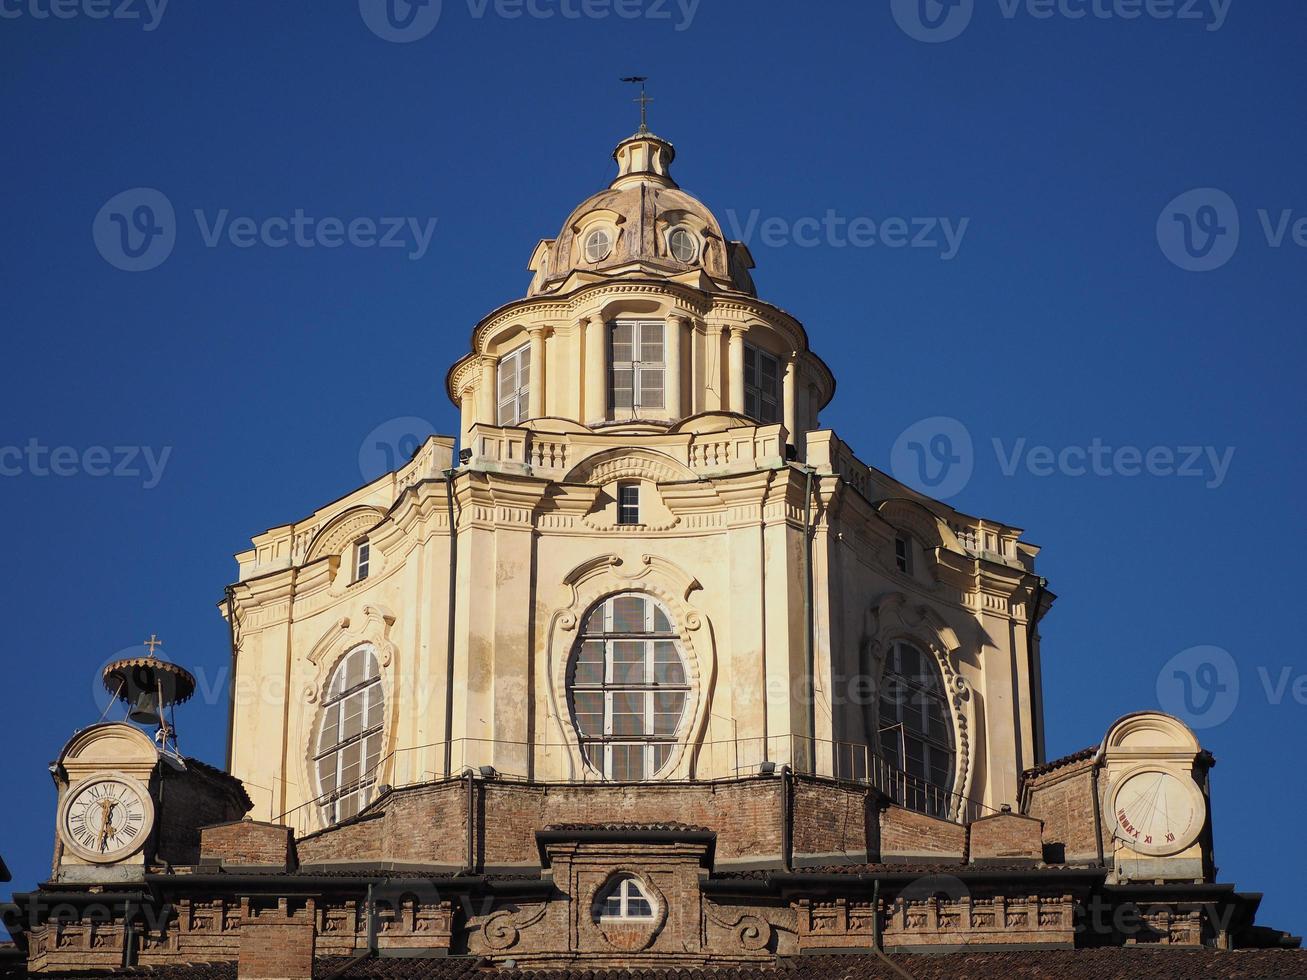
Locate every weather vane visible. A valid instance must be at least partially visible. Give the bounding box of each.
[621,76,652,134]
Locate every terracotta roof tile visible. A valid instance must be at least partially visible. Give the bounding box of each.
[1021,746,1096,782]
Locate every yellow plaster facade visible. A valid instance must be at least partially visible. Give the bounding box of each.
[224,130,1051,835]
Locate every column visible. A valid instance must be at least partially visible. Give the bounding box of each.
[583,315,605,424]
[727,327,745,414]
[528,327,546,419]
[460,389,476,452]
[478,355,496,425]
[665,314,685,420]
[783,353,798,445]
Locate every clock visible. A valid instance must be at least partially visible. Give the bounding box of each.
[1109,767,1205,857]
[59,773,154,863]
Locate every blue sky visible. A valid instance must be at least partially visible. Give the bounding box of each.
[3,0,1304,938]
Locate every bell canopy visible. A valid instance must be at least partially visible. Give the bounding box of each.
[526,129,757,298]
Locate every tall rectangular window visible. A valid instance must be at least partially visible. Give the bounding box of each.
[617,482,640,525]
[895,535,912,574]
[609,320,664,414]
[744,344,781,424]
[497,343,531,425]
[354,540,371,582]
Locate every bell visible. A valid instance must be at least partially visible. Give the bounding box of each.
[122,662,165,726]
[102,647,197,737]
[127,686,163,726]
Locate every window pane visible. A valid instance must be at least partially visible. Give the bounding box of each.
[627,894,653,917]
[610,691,646,736]
[639,324,664,363]
[574,641,605,685]
[651,743,672,774]
[654,642,685,684]
[317,756,338,796]
[611,369,634,409]
[611,323,633,363]
[342,694,364,740]
[610,744,645,781]
[317,705,340,753]
[573,692,604,736]
[612,596,647,632]
[611,642,647,684]
[652,605,672,632]
[653,691,685,735]
[341,741,363,786]
[366,691,384,730]
[363,732,382,777]
[638,369,664,408]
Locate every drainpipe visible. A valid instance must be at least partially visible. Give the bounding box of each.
[1026,576,1047,766]
[871,878,881,950]
[365,882,377,956]
[224,585,238,772]
[1091,748,1106,867]
[443,469,459,779]
[465,768,476,874]
[121,899,134,969]
[781,765,793,872]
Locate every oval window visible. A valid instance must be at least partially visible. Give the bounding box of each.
[568,593,691,781]
[314,646,384,824]
[585,228,613,263]
[668,227,697,263]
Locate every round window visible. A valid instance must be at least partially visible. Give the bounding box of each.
[668,227,697,263]
[584,228,613,263]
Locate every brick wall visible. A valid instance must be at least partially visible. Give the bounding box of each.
[155,765,250,866]
[200,819,294,869]
[1023,759,1105,864]
[791,777,874,865]
[296,781,465,866]
[237,899,314,980]
[478,778,784,870]
[293,777,1005,872]
[879,804,966,863]
[968,811,1043,864]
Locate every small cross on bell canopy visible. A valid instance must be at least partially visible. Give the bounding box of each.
[102,636,197,729]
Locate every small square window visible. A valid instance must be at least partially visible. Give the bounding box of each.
[354,541,371,582]
[617,482,641,526]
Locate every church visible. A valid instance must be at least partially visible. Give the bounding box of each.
[4,120,1303,979]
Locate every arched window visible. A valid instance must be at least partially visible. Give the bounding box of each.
[314,646,384,824]
[877,641,955,816]
[569,593,690,781]
[594,874,655,922]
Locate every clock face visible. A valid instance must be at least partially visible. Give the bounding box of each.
[1111,769,1204,857]
[60,774,153,863]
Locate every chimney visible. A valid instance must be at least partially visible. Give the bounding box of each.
[238,898,315,980]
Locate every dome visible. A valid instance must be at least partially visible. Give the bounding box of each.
[527,131,757,297]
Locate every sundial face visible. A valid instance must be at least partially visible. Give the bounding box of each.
[59,774,154,863]
[1110,768,1205,857]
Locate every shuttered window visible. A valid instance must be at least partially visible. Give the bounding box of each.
[609,320,664,414]
[744,344,781,424]
[497,344,531,426]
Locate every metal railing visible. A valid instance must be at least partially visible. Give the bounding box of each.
[275,734,993,838]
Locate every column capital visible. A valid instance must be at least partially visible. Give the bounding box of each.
[528,324,550,340]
